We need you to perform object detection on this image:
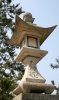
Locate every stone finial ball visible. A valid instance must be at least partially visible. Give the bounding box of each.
[23,12,32,19]
[23,12,35,23]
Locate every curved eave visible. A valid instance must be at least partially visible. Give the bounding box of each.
[5,15,57,46]
[40,25,57,45]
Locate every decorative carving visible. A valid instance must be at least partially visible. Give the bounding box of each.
[28,61,39,78]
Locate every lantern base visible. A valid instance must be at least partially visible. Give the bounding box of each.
[13,82,54,96]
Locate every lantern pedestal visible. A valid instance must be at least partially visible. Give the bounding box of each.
[13,61,54,96]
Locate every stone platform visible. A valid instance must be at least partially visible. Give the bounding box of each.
[13,93,59,100]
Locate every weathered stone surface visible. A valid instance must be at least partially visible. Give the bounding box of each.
[13,93,59,100]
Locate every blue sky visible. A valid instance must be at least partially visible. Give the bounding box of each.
[12,0,59,93]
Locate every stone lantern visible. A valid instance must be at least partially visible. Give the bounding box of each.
[5,12,57,96]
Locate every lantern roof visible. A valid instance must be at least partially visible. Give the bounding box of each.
[5,15,57,46]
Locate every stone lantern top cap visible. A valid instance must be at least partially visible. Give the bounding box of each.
[23,12,35,23]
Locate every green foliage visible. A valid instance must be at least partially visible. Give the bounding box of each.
[51,80,59,94]
[50,58,59,69]
[0,0,25,100]
[50,58,59,94]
